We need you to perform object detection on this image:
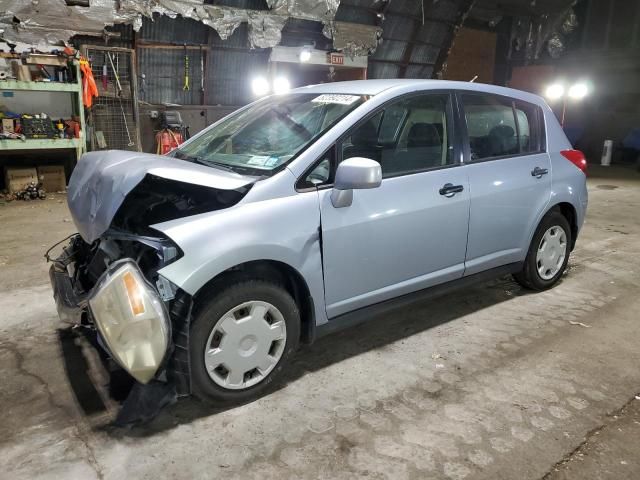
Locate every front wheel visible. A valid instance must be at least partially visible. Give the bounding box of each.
[514,209,572,291]
[190,280,300,405]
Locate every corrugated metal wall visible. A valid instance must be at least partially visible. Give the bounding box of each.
[207,24,270,105]
[137,47,206,105]
[139,14,209,44]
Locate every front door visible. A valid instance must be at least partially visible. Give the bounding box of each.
[316,92,471,318]
[459,92,552,275]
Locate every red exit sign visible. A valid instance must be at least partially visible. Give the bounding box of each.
[329,53,344,65]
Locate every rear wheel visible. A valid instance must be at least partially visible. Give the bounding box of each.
[514,209,572,291]
[190,280,300,405]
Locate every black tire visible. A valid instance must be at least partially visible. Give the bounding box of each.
[513,209,572,291]
[190,279,300,405]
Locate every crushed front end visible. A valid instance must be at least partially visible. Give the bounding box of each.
[48,230,193,425]
[47,150,255,424]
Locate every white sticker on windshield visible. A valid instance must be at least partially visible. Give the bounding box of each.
[247,155,281,168]
[264,156,280,167]
[247,155,270,166]
[312,94,360,105]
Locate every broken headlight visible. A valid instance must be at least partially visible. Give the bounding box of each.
[89,260,170,384]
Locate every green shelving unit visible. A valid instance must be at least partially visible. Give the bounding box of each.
[0,80,81,93]
[0,138,81,150]
[0,60,86,159]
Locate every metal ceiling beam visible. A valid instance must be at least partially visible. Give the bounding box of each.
[398,17,423,77]
[471,0,574,17]
[343,3,456,26]
[432,0,478,79]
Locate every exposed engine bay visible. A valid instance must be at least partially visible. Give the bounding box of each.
[66,230,177,295]
[111,174,248,237]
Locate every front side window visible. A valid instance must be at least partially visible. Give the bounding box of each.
[341,93,454,178]
[172,93,367,176]
[298,147,335,190]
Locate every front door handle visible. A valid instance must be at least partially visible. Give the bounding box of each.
[439,183,464,197]
[531,167,549,177]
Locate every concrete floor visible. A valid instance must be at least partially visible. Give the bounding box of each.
[1,166,640,480]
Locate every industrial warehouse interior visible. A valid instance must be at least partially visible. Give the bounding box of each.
[1,0,640,479]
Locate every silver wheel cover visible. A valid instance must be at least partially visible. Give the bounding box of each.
[536,226,567,280]
[204,301,287,390]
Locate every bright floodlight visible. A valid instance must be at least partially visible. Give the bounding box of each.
[568,83,589,100]
[251,76,270,96]
[545,83,565,100]
[299,49,312,62]
[273,77,291,94]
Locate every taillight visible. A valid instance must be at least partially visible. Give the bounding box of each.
[561,149,587,173]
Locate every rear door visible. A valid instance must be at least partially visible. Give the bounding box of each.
[459,92,551,275]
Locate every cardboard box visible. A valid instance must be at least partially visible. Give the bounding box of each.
[37,165,66,192]
[1,118,14,133]
[4,167,38,193]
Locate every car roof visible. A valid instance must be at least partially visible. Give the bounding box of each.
[292,79,545,106]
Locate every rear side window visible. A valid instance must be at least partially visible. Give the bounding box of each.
[461,93,544,161]
[514,101,543,154]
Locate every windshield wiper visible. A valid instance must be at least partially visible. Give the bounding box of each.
[172,150,202,163]
[205,161,237,173]
[175,151,237,172]
[175,150,235,172]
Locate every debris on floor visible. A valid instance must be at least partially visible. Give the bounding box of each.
[569,321,592,328]
[1,183,47,201]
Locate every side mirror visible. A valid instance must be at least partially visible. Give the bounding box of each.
[331,157,382,208]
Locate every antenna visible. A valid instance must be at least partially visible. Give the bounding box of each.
[469,75,478,83]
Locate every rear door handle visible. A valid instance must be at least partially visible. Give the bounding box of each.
[531,167,549,177]
[439,183,464,197]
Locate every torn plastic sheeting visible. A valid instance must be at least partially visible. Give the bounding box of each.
[200,5,252,41]
[0,27,81,50]
[247,13,288,49]
[120,1,286,46]
[1,0,135,31]
[267,0,340,23]
[546,33,565,59]
[1,0,351,52]
[118,0,201,19]
[561,9,578,35]
[118,0,204,28]
[324,21,382,57]
[509,7,577,63]
[0,0,141,47]
[1,0,109,40]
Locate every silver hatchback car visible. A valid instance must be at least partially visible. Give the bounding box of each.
[50,80,588,411]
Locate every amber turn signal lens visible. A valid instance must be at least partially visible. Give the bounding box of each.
[123,271,145,316]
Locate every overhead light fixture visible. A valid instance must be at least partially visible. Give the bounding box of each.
[544,80,591,127]
[568,83,588,100]
[251,76,270,96]
[299,48,312,63]
[545,83,565,100]
[273,76,291,94]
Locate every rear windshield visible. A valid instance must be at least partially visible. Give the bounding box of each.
[172,93,367,176]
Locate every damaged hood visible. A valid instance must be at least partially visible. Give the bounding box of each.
[68,150,254,243]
